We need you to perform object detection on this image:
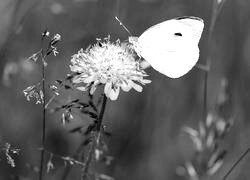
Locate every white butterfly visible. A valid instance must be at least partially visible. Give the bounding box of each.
[129,16,204,78]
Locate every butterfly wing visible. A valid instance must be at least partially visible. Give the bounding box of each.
[137,17,204,78]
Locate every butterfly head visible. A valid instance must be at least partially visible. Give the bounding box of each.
[128,36,151,69]
[128,36,138,44]
[128,36,142,56]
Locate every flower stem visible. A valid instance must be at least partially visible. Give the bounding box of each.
[82,94,107,180]
[202,0,226,123]
[199,0,227,178]
[39,39,46,180]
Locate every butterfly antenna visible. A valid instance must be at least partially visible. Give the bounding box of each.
[115,16,132,36]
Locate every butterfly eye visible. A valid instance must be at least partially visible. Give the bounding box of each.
[174,32,182,36]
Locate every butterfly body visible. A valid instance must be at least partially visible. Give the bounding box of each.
[129,16,204,78]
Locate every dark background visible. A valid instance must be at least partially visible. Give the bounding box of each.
[0,0,250,179]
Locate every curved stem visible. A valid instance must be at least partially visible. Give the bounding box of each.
[202,0,226,123]
[82,95,107,180]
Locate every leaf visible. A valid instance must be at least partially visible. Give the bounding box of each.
[76,86,88,91]
[83,138,92,146]
[95,149,103,161]
[71,99,80,103]
[46,49,53,56]
[69,126,83,133]
[208,159,224,175]
[64,85,71,89]
[66,74,74,80]
[218,120,232,138]
[61,111,73,125]
[66,72,81,81]
[183,127,199,137]
[46,159,54,173]
[206,131,215,149]
[183,127,203,152]
[89,100,97,112]
[84,123,96,135]
[55,80,63,85]
[82,110,98,119]
[78,102,89,108]
[61,104,73,109]
[103,131,112,137]
[88,89,93,99]
[39,90,44,104]
[208,150,227,168]
[61,113,66,126]
[61,104,68,109]
[185,162,198,180]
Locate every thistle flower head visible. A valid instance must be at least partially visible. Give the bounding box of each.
[70,36,151,100]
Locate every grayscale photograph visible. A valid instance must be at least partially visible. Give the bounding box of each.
[0,0,247,180]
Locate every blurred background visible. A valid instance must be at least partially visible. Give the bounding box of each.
[0,0,250,179]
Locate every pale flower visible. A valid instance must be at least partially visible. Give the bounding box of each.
[52,34,61,43]
[70,36,151,100]
[23,84,44,104]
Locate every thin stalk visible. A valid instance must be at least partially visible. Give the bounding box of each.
[43,148,85,167]
[202,0,226,123]
[82,95,107,180]
[202,0,215,123]
[222,148,250,180]
[39,0,47,177]
[45,94,57,109]
[39,38,46,180]
[61,142,85,180]
[199,0,227,178]
[202,69,208,122]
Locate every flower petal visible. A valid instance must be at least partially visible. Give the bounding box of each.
[76,86,88,91]
[104,82,112,96]
[130,81,142,92]
[141,79,151,84]
[90,84,97,95]
[121,82,132,92]
[84,76,95,84]
[109,86,120,100]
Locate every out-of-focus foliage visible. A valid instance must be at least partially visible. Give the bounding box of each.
[0,0,250,180]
